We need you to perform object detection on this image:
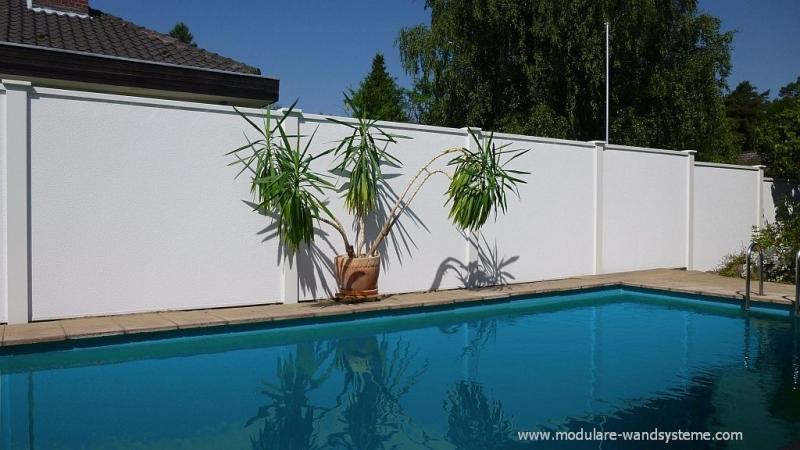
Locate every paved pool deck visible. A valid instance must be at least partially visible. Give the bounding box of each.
[1,268,797,347]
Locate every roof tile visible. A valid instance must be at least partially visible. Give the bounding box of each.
[0,0,260,75]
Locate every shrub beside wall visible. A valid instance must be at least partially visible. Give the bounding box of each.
[716,199,799,283]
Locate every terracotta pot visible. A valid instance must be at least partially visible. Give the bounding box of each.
[334,255,380,298]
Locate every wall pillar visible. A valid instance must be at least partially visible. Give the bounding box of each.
[2,80,32,324]
[278,107,302,304]
[462,127,482,283]
[589,141,605,275]
[683,150,697,270]
[752,165,766,230]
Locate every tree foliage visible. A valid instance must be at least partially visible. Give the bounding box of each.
[724,81,769,156]
[398,0,736,161]
[753,199,800,283]
[348,54,408,122]
[169,22,196,47]
[778,76,800,100]
[758,96,800,180]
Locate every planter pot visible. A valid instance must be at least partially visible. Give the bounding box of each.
[334,255,380,299]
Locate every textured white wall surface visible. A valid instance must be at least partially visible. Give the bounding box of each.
[479,136,596,283]
[1,84,795,321]
[763,181,778,225]
[763,179,800,226]
[28,91,283,320]
[693,165,759,271]
[296,115,467,299]
[0,89,6,323]
[601,147,688,273]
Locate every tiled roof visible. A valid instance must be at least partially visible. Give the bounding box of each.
[0,0,260,75]
[737,151,761,166]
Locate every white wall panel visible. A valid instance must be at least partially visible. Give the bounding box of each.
[602,148,687,273]
[297,116,466,299]
[763,179,800,226]
[479,137,595,283]
[693,166,758,271]
[0,88,6,323]
[763,181,777,225]
[28,91,283,319]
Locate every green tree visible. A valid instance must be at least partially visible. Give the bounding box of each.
[758,96,800,180]
[724,81,769,156]
[778,76,800,100]
[169,22,196,47]
[398,0,736,161]
[348,54,408,122]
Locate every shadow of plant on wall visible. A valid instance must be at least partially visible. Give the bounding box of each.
[430,233,520,290]
[246,200,340,299]
[228,99,529,298]
[296,231,340,300]
[330,162,429,273]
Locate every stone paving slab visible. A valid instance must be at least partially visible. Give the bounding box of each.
[1,269,797,347]
[204,305,277,325]
[3,321,66,345]
[268,304,320,321]
[61,317,124,339]
[157,310,228,329]
[112,313,179,334]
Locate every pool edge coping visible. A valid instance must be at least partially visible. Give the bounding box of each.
[1,269,797,347]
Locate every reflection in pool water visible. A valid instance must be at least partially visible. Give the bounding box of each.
[1,288,799,449]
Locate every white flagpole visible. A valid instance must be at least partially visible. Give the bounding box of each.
[605,21,610,144]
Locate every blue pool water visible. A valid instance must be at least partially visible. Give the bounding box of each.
[1,288,799,449]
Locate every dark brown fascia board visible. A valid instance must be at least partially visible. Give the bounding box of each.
[0,41,279,105]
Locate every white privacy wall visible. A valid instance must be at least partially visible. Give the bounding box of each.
[27,90,283,320]
[478,135,596,282]
[296,115,468,300]
[0,88,6,323]
[692,165,760,271]
[763,181,778,225]
[1,82,792,322]
[762,179,800,225]
[602,146,688,273]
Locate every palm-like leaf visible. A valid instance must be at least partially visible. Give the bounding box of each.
[446,132,529,230]
[329,93,408,218]
[229,102,335,250]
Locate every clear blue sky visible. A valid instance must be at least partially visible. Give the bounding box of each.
[92,0,800,114]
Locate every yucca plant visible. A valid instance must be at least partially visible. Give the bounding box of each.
[229,101,354,256]
[327,94,408,257]
[366,131,528,256]
[229,100,529,298]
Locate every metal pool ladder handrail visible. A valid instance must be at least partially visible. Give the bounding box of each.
[795,248,800,317]
[744,242,764,310]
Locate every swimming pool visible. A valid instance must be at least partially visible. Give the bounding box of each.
[1,287,798,449]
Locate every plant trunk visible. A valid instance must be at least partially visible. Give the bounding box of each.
[357,214,366,256]
[318,216,355,258]
[367,147,463,256]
